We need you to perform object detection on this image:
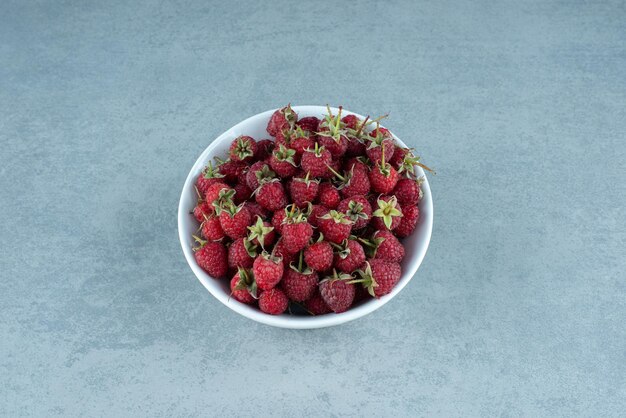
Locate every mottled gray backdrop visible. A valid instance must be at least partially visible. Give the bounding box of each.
[1,0,625,416]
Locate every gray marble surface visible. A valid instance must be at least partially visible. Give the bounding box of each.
[1,0,625,416]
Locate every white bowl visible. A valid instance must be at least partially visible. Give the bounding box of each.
[178,106,433,329]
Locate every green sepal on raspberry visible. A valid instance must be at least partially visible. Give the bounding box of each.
[373,196,403,230]
[247,216,274,249]
[317,105,348,143]
[232,267,258,299]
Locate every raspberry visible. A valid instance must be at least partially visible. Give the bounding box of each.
[337,196,372,230]
[355,260,401,298]
[193,201,211,223]
[394,205,419,238]
[267,104,298,137]
[246,161,275,191]
[228,237,256,270]
[365,126,395,163]
[271,209,287,235]
[289,172,319,207]
[296,116,320,133]
[196,162,225,196]
[369,160,399,194]
[269,144,298,178]
[371,195,402,231]
[371,230,404,263]
[319,270,355,313]
[233,182,252,204]
[277,125,314,157]
[317,182,340,209]
[201,214,225,241]
[230,268,257,304]
[256,180,288,211]
[281,266,318,302]
[243,201,270,221]
[304,240,334,272]
[273,240,297,268]
[259,288,289,315]
[317,106,349,158]
[204,182,232,212]
[253,251,284,290]
[343,157,369,174]
[301,143,332,178]
[328,166,370,198]
[318,210,353,244]
[389,146,408,169]
[218,202,252,239]
[333,239,366,273]
[255,138,275,161]
[193,238,228,278]
[218,159,248,183]
[393,178,420,206]
[229,135,257,162]
[282,214,313,254]
[307,204,329,228]
[304,290,332,315]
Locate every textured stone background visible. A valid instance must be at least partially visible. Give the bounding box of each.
[1,0,625,416]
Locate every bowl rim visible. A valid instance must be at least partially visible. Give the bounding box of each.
[177,105,433,329]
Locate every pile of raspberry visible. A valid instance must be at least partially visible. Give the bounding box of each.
[192,105,432,316]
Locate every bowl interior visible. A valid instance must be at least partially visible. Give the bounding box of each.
[178,106,433,329]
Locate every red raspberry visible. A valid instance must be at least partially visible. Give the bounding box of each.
[271,209,287,235]
[304,240,334,272]
[246,161,275,191]
[247,216,275,248]
[337,196,372,230]
[243,201,270,221]
[281,268,318,302]
[269,144,298,178]
[317,106,349,158]
[301,144,332,178]
[393,178,421,206]
[255,138,275,161]
[371,230,404,263]
[201,214,225,241]
[355,260,401,298]
[337,168,371,198]
[282,218,313,254]
[218,203,252,239]
[273,240,297,268]
[333,239,366,273]
[317,182,340,209]
[258,288,289,315]
[341,114,359,130]
[193,238,228,278]
[371,195,403,231]
[389,146,408,169]
[233,182,252,204]
[267,104,298,137]
[394,204,419,238]
[369,150,399,193]
[193,201,211,223]
[343,157,369,174]
[230,268,256,304]
[229,135,257,162]
[228,237,256,270]
[304,290,332,315]
[256,180,288,211]
[196,162,225,196]
[204,182,232,212]
[253,251,284,290]
[318,210,353,244]
[277,126,314,157]
[307,204,329,228]
[365,126,395,163]
[318,135,348,159]
[218,160,248,183]
[319,270,355,313]
[289,172,319,207]
[296,116,320,133]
